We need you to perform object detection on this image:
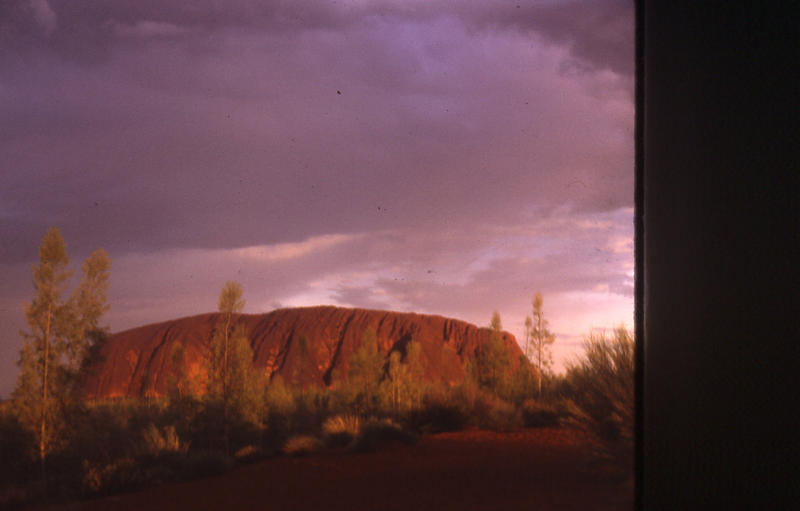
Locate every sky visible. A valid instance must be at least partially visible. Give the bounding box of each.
[0,0,634,398]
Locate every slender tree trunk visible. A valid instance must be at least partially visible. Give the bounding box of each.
[40,303,52,492]
[537,357,542,397]
[536,315,543,398]
[223,312,229,455]
[524,323,531,360]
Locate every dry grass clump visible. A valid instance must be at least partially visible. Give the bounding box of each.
[322,414,362,436]
[283,435,323,456]
[141,423,188,456]
[322,414,361,447]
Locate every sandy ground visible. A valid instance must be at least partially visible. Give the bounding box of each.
[42,427,633,511]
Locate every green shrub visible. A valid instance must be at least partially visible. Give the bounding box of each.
[282,435,322,456]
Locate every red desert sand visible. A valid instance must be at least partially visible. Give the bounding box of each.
[43,427,633,511]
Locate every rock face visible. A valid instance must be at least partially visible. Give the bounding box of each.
[81,306,525,399]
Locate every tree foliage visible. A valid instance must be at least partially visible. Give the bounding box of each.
[476,311,511,396]
[523,315,533,359]
[510,355,537,404]
[382,339,426,414]
[292,335,318,390]
[206,281,263,453]
[346,327,384,414]
[167,342,202,401]
[68,248,111,383]
[530,292,555,396]
[12,227,111,489]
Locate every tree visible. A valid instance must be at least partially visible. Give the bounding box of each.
[13,227,73,489]
[207,281,261,453]
[524,315,533,359]
[347,327,384,414]
[530,293,555,397]
[12,234,111,489]
[67,248,111,385]
[208,282,246,402]
[292,335,318,391]
[381,339,426,414]
[476,311,511,396]
[403,340,425,408]
[167,342,198,401]
[384,350,404,414]
[510,355,537,405]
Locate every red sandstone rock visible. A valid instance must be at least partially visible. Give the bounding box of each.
[81,306,525,399]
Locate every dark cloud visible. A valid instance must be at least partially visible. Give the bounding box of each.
[475,0,634,77]
[1,7,632,262]
[2,1,633,76]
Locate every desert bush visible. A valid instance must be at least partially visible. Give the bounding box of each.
[54,400,147,495]
[291,389,330,433]
[80,446,236,496]
[350,418,417,453]
[562,326,634,473]
[263,376,296,440]
[67,403,135,463]
[407,390,470,433]
[521,399,564,428]
[80,457,144,495]
[321,414,361,447]
[186,400,228,452]
[472,392,522,431]
[163,394,204,441]
[282,435,322,456]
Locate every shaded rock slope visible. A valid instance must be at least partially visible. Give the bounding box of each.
[81,306,525,399]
